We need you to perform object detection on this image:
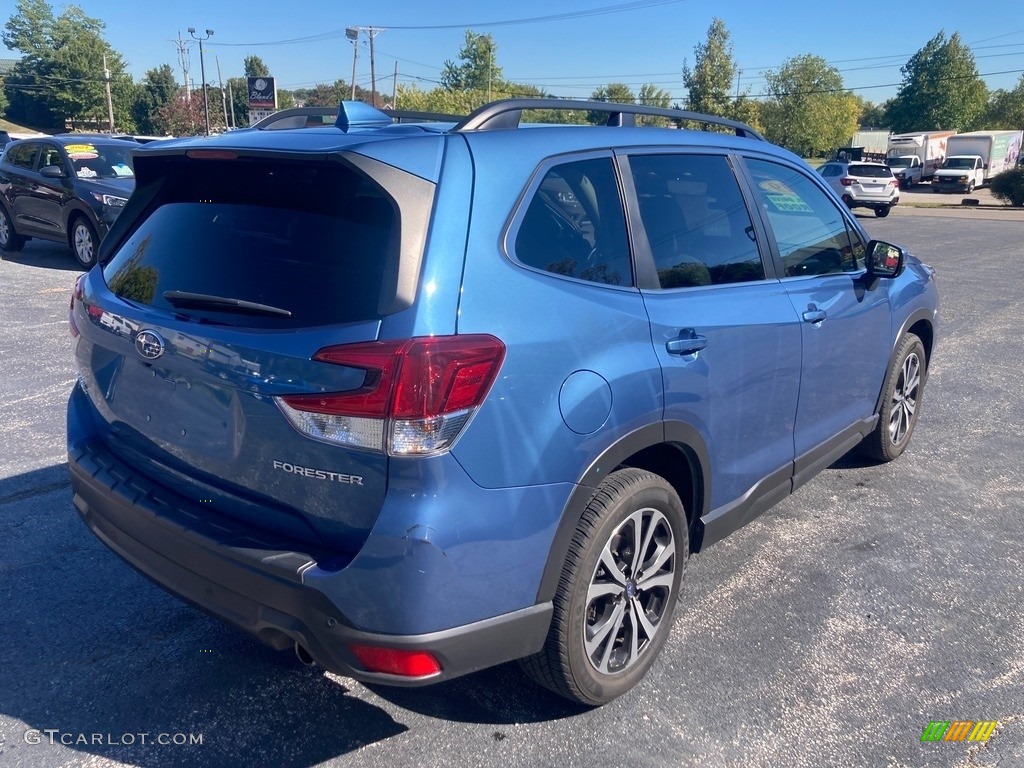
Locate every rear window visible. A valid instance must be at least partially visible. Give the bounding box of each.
[847,164,893,178]
[102,158,396,328]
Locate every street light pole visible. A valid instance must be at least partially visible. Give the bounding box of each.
[188,27,214,135]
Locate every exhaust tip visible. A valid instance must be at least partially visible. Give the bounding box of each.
[294,643,316,667]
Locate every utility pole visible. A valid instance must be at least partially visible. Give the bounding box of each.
[173,32,191,103]
[366,27,385,107]
[735,69,742,100]
[102,54,115,132]
[215,56,229,130]
[392,61,398,109]
[346,27,359,101]
[226,79,235,128]
[188,27,214,135]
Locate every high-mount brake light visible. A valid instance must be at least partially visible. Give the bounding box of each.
[185,149,238,160]
[276,335,505,456]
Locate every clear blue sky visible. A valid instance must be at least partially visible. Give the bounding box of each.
[5,0,1024,104]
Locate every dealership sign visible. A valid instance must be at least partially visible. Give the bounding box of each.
[247,77,277,110]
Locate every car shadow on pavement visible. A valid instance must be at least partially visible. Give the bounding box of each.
[0,464,410,767]
[0,464,582,767]
[2,242,82,272]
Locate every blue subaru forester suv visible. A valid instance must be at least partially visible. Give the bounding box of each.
[68,99,938,705]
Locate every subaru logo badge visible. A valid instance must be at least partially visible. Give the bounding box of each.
[135,329,165,360]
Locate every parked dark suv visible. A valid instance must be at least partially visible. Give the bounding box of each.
[67,99,938,706]
[0,134,135,266]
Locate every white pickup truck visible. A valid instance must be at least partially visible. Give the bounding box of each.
[886,155,924,188]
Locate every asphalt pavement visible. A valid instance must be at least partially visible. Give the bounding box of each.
[0,211,1022,768]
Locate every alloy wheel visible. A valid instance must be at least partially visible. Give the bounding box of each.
[888,351,921,446]
[583,507,676,675]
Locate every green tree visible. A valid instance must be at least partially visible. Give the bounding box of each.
[132,64,176,135]
[984,74,1024,130]
[440,30,503,95]
[3,1,135,130]
[588,83,636,124]
[682,18,736,117]
[638,83,672,126]
[243,55,269,78]
[761,54,859,157]
[856,96,888,129]
[885,31,987,132]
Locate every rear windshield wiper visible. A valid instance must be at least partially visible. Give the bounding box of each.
[163,290,293,318]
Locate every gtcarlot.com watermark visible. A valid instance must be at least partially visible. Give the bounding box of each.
[24,729,203,747]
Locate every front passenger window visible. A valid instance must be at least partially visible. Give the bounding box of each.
[745,159,865,277]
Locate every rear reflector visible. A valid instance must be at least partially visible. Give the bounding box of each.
[348,644,442,678]
[276,335,505,456]
[69,275,85,337]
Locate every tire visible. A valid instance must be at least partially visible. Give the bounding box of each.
[0,205,26,252]
[859,333,926,462]
[966,181,975,193]
[69,216,99,268]
[520,468,688,706]
[875,206,890,218]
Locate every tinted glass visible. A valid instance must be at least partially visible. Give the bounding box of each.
[103,159,397,328]
[7,143,37,170]
[745,159,864,277]
[514,157,632,287]
[631,154,764,288]
[64,141,135,179]
[848,164,892,178]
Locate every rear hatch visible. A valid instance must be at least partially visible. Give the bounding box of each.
[846,163,896,199]
[72,144,438,552]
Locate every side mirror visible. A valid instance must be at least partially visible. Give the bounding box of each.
[40,164,67,179]
[866,240,905,279]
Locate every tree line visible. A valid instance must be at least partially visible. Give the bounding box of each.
[3,2,1023,156]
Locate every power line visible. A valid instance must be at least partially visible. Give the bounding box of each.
[205,1,687,46]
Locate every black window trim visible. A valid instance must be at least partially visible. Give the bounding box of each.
[733,151,870,283]
[615,146,780,290]
[502,148,640,292]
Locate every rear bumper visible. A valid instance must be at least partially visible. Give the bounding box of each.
[847,196,898,208]
[68,438,552,686]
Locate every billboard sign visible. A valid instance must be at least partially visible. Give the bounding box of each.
[247,77,277,110]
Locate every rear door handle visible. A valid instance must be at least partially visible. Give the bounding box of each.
[802,309,827,324]
[666,331,708,356]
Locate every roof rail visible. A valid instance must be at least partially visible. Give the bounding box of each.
[248,104,464,131]
[452,98,764,140]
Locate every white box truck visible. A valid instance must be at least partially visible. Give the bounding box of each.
[933,130,1023,193]
[885,131,956,186]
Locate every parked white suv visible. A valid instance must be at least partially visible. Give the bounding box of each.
[817,161,900,217]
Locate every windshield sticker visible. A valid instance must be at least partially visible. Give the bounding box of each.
[64,143,98,158]
[111,163,133,177]
[764,193,813,213]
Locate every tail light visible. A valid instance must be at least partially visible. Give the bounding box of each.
[840,177,854,186]
[276,335,505,456]
[890,179,899,188]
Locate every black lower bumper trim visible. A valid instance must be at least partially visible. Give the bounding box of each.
[69,443,552,686]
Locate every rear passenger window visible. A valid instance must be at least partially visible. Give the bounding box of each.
[745,158,865,277]
[630,154,764,288]
[513,157,632,287]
